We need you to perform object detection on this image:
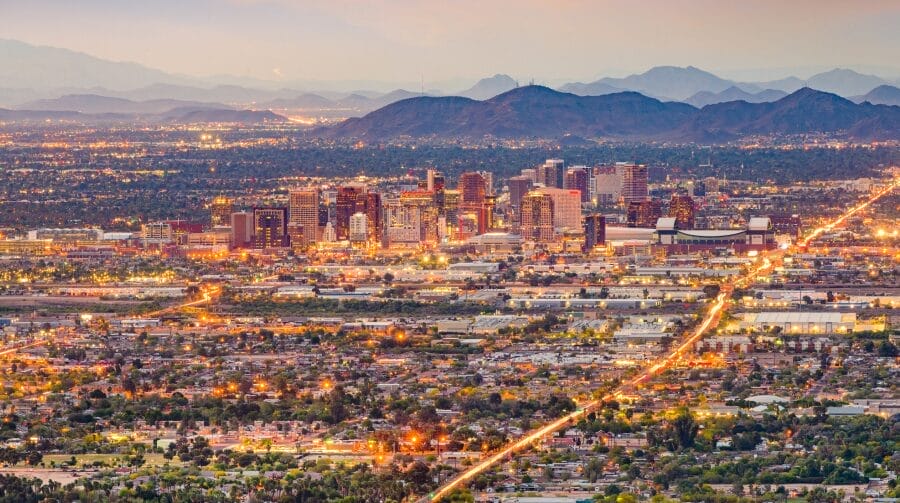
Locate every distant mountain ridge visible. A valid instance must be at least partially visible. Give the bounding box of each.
[18,94,232,114]
[675,87,899,141]
[589,66,736,100]
[803,69,891,97]
[0,38,192,90]
[0,104,287,124]
[557,81,625,98]
[685,86,788,108]
[853,85,900,106]
[327,86,693,139]
[457,74,518,100]
[170,109,286,124]
[324,86,900,142]
[558,66,896,102]
[1,38,898,121]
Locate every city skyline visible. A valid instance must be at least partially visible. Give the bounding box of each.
[0,2,897,501]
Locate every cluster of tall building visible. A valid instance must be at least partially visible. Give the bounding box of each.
[153,160,709,253]
[200,161,656,253]
[512,161,648,207]
[623,193,696,229]
[198,169,499,251]
[509,160,650,247]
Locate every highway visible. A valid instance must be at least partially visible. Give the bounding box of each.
[800,180,897,247]
[423,178,897,502]
[0,340,44,357]
[142,286,220,318]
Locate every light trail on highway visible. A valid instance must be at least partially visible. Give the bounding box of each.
[424,178,897,502]
[800,180,897,247]
[142,286,220,318]
[0,340,44,357]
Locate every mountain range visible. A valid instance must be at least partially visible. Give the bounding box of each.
[559,66,899,102]
[457,74,519,100]
[1,38,899,132]
[3,39,900,104]
[561,66,733,101]
[0,39,193,90]
[0,95,287,124]
[323,86,900,142]
[854,85,900,106]
[685,87,788,108]
[17,94,231,115]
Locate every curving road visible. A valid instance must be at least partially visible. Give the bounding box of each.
[423,178,897,502]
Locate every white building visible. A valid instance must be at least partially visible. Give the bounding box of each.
[349,213,368,242]
[141,222,173,245]
[738,312,856,334]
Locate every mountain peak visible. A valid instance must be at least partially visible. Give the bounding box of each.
[591,65,734,101]
[816,68,865,77]
[805,69,888,96]
[492,84,558,97]
[854,84,900,106]
[0,38,192,90]
[458,74,518,100]
[780,86,850,103]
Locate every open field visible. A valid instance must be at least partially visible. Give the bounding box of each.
[0,295,158,314]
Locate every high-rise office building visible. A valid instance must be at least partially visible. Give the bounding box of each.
[400,190,438,244]
[619,163,649,204]
[365,192,383,244]
[289,189,320,246]
[384,190,439,247]
[520,192,555,243]
[479,171,494,196]
[538,159,565,188]
[425,169,446,216]
[536,187,582,231]
[384,198,420,246]
[669,194,695,229]
[520,168,537,183]
[592,165,622,206]
[564,166,590,203]
[626,200,662,228]
[584,214,606,250]
[456,206,490,238]
[443,189,460,225]
[252,207,289,249]
[507,176,533,211]
[286,223,305,250]
[349,212,368,243]
[321,222,337,243]
[230,212,252,248]
[426,169,445,192]
[210,196,234,227]
[459,172,486,205]
[458,172,488,237]
[335,184,367,241]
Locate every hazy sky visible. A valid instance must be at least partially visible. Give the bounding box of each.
[2,0,899,84]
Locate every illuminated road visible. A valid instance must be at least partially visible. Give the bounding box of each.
[142,286,220,318]
[0,340,43,357]
[423,178,897,502]
[800,180,897,247]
